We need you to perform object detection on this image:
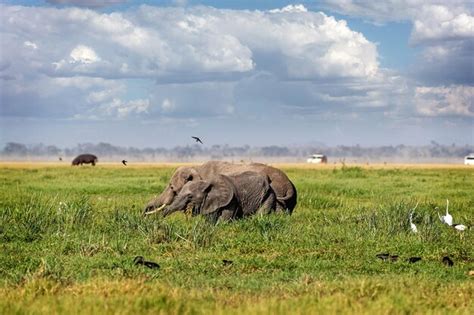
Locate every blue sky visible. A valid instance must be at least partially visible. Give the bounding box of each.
[0,0,472,148]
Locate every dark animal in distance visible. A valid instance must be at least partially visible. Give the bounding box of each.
[122,160,127,166]
[72,154,98,166]
[222,259,233,266]
[192,136,203,144]
[133,256,160,269]
[59,157,62,161]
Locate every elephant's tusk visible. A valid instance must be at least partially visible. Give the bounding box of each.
[145,204,167,216]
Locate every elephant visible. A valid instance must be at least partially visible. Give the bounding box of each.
[144,161,297,215]
[162,171,276,223]
[72,154,98,166]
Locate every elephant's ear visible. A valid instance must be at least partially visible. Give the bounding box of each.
[201,175,235,215]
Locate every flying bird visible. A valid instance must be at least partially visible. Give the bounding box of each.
[122,160,127,166]
[133,256,160,269]
[442,256,454,267]
[438,199,453,226]
[192,136,203,144]
[409,202,419,233]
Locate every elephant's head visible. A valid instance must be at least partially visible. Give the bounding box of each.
[162,175,237,220]
[144,166,201,215]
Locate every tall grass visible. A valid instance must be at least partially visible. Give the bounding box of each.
[0,165,473,314]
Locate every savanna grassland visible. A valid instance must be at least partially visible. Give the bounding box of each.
[0,163,473,314]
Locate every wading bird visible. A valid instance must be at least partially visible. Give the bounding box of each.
[437,200,467,230]
[453,223,467,231]
[122,160,127,166]
[438,199,453,226]
[409,202,419,233]
[192,136,203,144]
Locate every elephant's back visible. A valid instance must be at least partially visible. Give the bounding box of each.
[200,161,296,211]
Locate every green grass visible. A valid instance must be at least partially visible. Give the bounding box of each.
[0,164,473,314]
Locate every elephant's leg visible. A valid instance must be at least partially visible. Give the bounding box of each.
[258,193,276,215]
[275,200,288,214]
[92,161,96,166]
[218,209,235,222]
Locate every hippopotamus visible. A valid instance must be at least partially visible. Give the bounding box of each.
[72,154,98,166]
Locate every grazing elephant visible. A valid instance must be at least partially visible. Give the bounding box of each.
[162,172,276,223]
[72,154,98,166]
[144,161,297,215]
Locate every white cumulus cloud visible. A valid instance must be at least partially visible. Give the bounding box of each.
[1,4,378,81]
[69,45,101,64]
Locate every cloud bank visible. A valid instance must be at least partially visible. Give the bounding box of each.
[1,4,390,121]
[0,1,472,147]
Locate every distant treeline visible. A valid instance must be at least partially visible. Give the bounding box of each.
[1,142,473,161]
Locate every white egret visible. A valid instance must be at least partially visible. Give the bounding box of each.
[453,224,467,231]
[409,202,419,233]
[438,199,453,226]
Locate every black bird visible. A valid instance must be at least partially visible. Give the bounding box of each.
[376,253,390,261]
[191,136,203,144]
[133,256,160,269]
[222,259,233,266]
[122,160,127,166]
[59,157,62,161]
[442,256,454,267]
[407,257,422,264]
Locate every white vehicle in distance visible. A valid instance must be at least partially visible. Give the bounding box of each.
[465,154,474,165]
[307,154,328,164]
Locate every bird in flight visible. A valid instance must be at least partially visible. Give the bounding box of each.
[122,160,127,166]
[192,136,203,144]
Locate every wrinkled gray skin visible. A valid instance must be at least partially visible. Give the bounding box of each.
[72,154,98,166]
[162,172,276,223]
[144,161,296,214]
